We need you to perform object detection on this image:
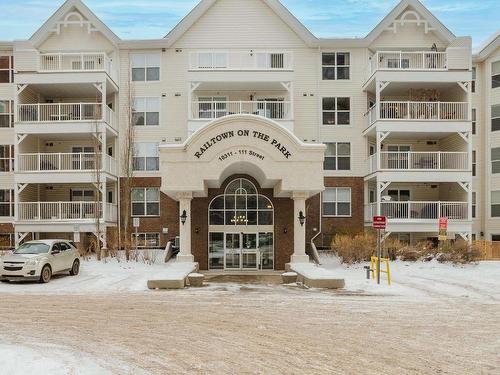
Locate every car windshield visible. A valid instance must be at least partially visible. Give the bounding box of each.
[14,243,50,255]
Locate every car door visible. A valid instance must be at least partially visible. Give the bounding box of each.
[59,242,74,270]
[50,243,65,272]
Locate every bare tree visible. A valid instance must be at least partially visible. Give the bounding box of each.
[121,60,136,261]
[91,101,103,261]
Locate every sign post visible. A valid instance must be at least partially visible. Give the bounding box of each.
[373,216,387,285]
[438,217,448,249]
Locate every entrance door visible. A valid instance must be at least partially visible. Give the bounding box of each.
[224,232,259,270]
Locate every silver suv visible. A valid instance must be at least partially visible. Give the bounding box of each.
[0,240,80,283]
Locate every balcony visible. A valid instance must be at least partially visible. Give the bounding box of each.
[17,202,117,223]
[17,153,117,176]
[16,103,116,132]
[189,100,293,133]
[39,52,116,79]
[365,201,469,222]
[367,152,468,174]
[365,48,470,81]
[189,52,293,71]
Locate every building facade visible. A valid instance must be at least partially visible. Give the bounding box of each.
[0,0,495,269]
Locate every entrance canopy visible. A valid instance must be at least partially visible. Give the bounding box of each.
[160,115,325,199]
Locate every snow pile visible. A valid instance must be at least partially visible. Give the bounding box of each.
[289,262,342,280]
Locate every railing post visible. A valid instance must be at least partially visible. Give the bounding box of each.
[37,103,40,122]
[407,102,410,119]
[438,102,441,120]
[438,151,441,170]
[38,202,41,221]
[59,202,62,220]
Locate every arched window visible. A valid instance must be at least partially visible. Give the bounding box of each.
[209,178,273,226]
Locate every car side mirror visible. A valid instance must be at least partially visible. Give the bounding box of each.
[51,249,60,255]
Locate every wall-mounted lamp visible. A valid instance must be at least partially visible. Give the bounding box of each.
[298,211,306,227]
[283,227,288,234]
[180,210,187,225]
[195,227,200,234]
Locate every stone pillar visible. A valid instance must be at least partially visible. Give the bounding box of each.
[291,192,309,263]
[177,192,194,262]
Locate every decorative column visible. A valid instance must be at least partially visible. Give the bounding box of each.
[177,191,194,262]
[291,192,309,263]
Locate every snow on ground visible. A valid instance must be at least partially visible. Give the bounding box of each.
[0,253,498,303]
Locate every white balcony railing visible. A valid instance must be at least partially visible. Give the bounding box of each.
[105,106,116,130]
[17,202,118,222]
[39,52,113,75]
[190,100,292,120]
[189,52,293,71]
[379,101,469,121]
[365,201,468,221]
[379,152,469,170]
[17,153,118,175]
[368,51,447,75]
[18,103,102,123]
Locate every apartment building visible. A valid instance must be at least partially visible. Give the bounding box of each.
[0,0,487,270]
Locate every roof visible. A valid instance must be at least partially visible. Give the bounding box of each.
[473,30,500,61]
[30,0,120,47]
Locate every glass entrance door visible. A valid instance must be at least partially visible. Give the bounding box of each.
[241,233,258,269]
[224,232,259,270]
[224,233,240,269]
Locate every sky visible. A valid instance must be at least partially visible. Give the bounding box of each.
[0,0,498,48]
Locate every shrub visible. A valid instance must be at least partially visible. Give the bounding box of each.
[435,240,483,264]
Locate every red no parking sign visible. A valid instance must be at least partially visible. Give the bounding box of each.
[373,216,386,230]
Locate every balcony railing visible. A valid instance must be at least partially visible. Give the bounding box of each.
[17,202,118,222]
[190,101,292,120]
[365,201,468,221]
[367,101,469,126]
[380,152,468,170]
[17,153,117,175]
[189,52,293,71]
[18,103,102,123]
[39,52,113,74]
[368,51,447,75]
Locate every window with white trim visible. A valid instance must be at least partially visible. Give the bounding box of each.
[471,67,476,93]
[132,232,161,248]
[492,104,500,132]
[492,147,500,174]
[324,142,350,170]
[0,145,13,172]
[131,53,160,82]
[323,188,351,217]
[131,188,160,217]
[472,192,477,219]
[472,150,476,177]
[132,97,160,126]
[492,61,500,89]
[0,56,13,83]
[0,100,13,128]
[472,108,477,135]
[322,97,350,125]
[322,52,350,80]
[0,189,14,217]
[133,142,159,171]
[491,191,500,217]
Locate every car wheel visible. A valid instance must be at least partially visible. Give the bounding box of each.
[39,265,52,283]
[69,259,80,276]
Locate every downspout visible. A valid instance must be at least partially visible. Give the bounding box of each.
[309,192,322,265]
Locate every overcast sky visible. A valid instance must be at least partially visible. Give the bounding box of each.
[0,0,498,48]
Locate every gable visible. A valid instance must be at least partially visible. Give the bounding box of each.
[367,1,455,49]
[173,0,310,48]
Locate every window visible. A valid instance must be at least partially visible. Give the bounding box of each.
[472,108,477,135]
[471,67,476,93]
[472,150,476,177]
[197,52,227,69]
[0,100,13,128]
[132,233,161,248]
[133,142,159,171]
[492,148,500,174]
[0,232,14,249]
[0,56,13,83]
[0,189,14,217]
[131,53,160,82]
[323,188,351,217]
[492,61,500,89]
[492,235,500,241]
[472,192,477,219]
[257,53,285,69]
[0,145,13,172]
[132,97,160,126]
[197,97,227,119]
[208,178,273,226]
[131,188,160,217]
[324,142,350,170]
[71,189,95,201]
[322,52,350,80]
[322,97,350,125]
[492,104,500,132]
[492,191,500,217]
